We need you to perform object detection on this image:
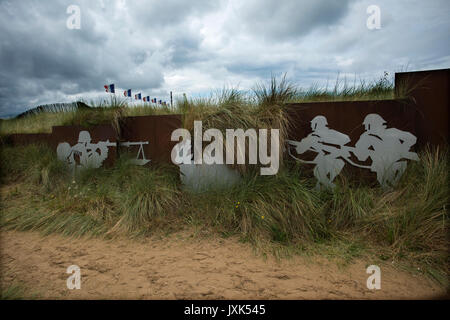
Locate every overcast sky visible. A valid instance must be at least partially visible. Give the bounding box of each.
[0,0,449,117]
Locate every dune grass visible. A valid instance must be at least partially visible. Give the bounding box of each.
[291,71,395,103]
[0,282,39,300]
[0,73,395,136]
[0,95,177,136]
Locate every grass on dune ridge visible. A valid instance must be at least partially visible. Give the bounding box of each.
[0,73,395,136]
[0,74,448,286]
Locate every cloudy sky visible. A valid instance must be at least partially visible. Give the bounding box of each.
[0,0,449,117]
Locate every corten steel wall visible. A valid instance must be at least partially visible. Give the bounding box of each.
[285,99,417,182]
[286,99,417,146]
[120,114,182,164]
[3,114,182,165]
[5,133,52,146]
[395,68,449,147]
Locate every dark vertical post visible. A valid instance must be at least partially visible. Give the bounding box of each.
[170,91,173,109]
[395,69,449,147]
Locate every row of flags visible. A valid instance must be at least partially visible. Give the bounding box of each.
[104,83,168,106]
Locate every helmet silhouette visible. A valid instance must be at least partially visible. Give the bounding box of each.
[78,131,92,144]
[311,116,328,130]
[363,114,386,131]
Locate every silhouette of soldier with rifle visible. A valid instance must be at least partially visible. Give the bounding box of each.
[57,131,150,170]
[57,131,115,170]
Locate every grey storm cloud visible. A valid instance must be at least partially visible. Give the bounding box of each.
[167,29,211,68]
[0,1,115,114]
[237,0,356,41]
[0,0,449,117]
[131,0,219,28]
[0,0,221,116]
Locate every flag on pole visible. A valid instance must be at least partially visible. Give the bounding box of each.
[124,89,131,97]
[146,96,150,102]
[104,84,115,93]
[143,97,147,102]
[158,100,162,105]
[135,93,142,100]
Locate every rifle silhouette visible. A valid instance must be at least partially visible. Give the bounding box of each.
[119,141,149,147]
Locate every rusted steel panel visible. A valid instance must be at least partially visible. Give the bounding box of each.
[395,68,449,147]
[51,124,117,166]
[286,99,417,145]
[285,99,418,183]
[120,114,182,164]
[3,115,182,166]
[5,133,52,146]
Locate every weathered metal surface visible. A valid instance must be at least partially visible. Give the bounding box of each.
[120,114,182,164]
[3,115,183,167]
[5,133,52,146]
[179,163,241,192]
[285,99,418,184]
[286,99,417,144]
[395,68,449,147]
[172,138,241,191]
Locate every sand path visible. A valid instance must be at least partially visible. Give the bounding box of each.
[0,230,446,299]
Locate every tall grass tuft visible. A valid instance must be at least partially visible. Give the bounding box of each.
[183,165,326,245]
[113,162,182,234]
[291,72,394,103]
[253,74,296,167]
[366,147,448,256]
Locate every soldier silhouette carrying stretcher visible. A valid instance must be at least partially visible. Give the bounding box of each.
[353,114,418,188]
[287,114,419,189]
[287,116,351,190]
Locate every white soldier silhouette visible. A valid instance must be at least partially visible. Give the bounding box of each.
[57,131,150,170]
[287,113,419,189]
[57,131,113,169]
[288,116,351,190]
[353,114,418,188]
